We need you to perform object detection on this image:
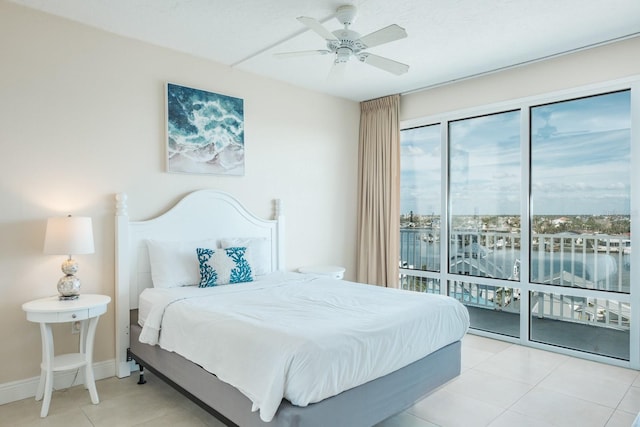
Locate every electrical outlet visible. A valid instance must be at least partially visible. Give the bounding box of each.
[71,321,81,334]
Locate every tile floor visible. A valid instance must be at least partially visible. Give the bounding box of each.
[2,334,640,426]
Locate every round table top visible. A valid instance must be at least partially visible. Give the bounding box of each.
[22,294,111,313]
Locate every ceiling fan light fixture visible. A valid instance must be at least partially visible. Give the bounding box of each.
[335,47,352,63]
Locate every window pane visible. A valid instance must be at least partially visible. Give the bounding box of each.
[401,275,441,294]
[530,91,631,293]
[449,111,521,281]
[400,124,441,272]
[530,291,630,360]
[449,280,520,337]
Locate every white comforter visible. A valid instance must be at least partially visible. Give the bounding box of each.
[138,272,469,422]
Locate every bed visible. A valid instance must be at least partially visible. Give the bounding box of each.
[115,189,469,427]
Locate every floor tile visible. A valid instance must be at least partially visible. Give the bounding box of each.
[487,409,555,427]
[606,410,638,427]
[538,362,632,408]
[131,407,215,427]
[461,346,496,371]
[443,368,532,409]
[410,388,504,427]
[510,388,614,427]
[81,386,185,427]
[0,385,96,425]
[618,385,640,415]
[0,398,53,426]
[375,411,439,427]
[556,356,638,386]
[462,334,513,354]
[473,343,567,385]
[177,396,228,427]
[23,408,95,427]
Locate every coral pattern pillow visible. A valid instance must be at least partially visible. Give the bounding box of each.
[220,237,271,276]
[147,239,218,288]
[197,247,254,287]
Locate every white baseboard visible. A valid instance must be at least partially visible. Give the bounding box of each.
[0,359,116,406]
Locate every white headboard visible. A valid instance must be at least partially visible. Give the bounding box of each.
[114,189,285,377]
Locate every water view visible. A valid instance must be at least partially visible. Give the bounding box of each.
[399,89,632,359]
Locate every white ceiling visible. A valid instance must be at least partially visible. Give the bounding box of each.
[10,0,640,102]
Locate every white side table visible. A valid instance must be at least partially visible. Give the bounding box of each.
[298,265,346,280]
[22,294,111,417]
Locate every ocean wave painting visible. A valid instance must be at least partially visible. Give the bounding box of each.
[166,83,244,175]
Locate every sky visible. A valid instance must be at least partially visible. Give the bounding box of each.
[401,90,631,216]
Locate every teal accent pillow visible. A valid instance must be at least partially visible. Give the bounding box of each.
[197,247,254,287]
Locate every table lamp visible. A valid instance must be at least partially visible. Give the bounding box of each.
[43,215,95,300]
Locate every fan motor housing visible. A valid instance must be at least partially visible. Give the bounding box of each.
[335,5,357,26]
[327,29,363,55]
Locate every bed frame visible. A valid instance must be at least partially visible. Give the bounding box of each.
[114,189,461,426]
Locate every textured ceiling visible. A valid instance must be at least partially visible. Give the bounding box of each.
[9,0,640,101]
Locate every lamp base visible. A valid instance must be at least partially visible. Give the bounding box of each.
[59,294,79,301]
[57,274,81,300]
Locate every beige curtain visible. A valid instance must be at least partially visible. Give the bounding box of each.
[356,94,400,287]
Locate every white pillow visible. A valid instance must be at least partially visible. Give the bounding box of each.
[146,239,218,288]
[220,237,271,275]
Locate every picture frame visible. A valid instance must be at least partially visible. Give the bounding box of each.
[166,83,244,175]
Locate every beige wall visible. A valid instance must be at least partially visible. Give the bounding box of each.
[401,36,640,120]
[0,2,359,386]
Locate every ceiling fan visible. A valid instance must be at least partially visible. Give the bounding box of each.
[276,5,409,76]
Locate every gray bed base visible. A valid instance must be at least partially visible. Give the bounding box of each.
[129,322,461,427]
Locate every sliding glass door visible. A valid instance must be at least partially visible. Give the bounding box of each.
[529,90,631,359]
[400,82,636,364]
[448,111,521,337]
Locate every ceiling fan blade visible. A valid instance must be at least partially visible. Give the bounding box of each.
[359,53,409,75]
[275,49,331,59]
[297,16,339,41]
[358,24,407,49]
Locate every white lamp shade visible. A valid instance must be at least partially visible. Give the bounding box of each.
[43,216,95,255]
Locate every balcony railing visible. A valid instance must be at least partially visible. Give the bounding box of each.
[400,228,630,331]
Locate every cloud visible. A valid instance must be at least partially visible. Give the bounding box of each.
[401,91,631,215]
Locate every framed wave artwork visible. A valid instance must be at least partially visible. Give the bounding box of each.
[166,83,244,175]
